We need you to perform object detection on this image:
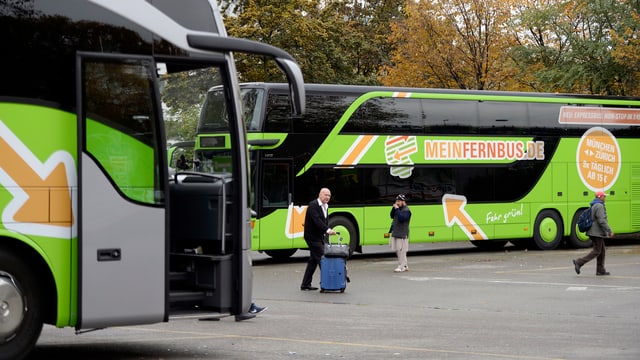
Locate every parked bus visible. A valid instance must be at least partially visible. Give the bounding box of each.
[195,83,640,259]
[0,2,304,359]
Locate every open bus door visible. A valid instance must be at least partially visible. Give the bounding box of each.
[77,54,166,328]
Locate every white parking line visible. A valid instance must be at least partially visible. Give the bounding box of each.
[403,276,640,291]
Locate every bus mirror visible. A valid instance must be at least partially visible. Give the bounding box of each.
[274,57,305,116]
[187,34,305,115]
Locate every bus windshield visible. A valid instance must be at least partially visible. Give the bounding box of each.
[198,87,265,132]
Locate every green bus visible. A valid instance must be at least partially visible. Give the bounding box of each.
[0,2,304,359]
[195,83,640,259]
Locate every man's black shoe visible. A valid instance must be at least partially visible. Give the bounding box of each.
[300,286,318,291]
[572,259,581,274]
[596,271,610,276]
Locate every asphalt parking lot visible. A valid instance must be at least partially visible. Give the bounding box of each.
[30,240,640,360]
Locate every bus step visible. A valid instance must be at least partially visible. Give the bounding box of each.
[169,290,206,305]
[170,271,192,284]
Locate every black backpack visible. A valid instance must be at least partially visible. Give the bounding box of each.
[577,206,593,232]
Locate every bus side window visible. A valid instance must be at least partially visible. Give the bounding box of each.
[262,161,290,207]
[348,98,424,134]
[423,99,478,134]
[265,94,291,132]
[478,101,528,135]
[529,103,567,135]
[296,94,355,133]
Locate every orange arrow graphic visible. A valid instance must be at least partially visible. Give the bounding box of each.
[442,194,487,241]
[393,147,418,161]
[285,204,307,238]
[0,126,74,227]
[385,136,410,146]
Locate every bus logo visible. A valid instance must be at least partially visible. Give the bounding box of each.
[385,135,418,179]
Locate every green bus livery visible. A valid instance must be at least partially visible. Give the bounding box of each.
[195,83,640,259]
[0,2,304,359]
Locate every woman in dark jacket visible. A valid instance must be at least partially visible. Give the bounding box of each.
[390,194,411,272]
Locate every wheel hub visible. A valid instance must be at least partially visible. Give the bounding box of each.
[0,274,25,341]
[539,218,558,243]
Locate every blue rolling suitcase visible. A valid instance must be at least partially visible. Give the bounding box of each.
[320,256,347,292]
[320,236,348,293]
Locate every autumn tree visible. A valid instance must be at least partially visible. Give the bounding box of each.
[381,0,517,90]
[322,0,404,84]
[509,0,640,95]
[611,8,640,95]
[222,0,402,84]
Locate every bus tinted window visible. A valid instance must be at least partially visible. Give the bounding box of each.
[84,58,161,204]
[199,88,228,132]
[85,60,158,146]
[295,94,356,132]
[262,161,290,207]
[529,102,566,135]
[263,93,354,133]
[348,98,425,134]
[423,99,478,134]
[244,88,264,131]
[478,101,528,135]
[200,87,264,132]
[264,94,292,132]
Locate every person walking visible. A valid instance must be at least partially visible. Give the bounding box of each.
[300,188,336,290]
[573,191,614,276]
[390,194,411,272]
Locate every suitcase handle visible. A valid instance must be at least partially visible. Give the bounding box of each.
[332,232,342,244]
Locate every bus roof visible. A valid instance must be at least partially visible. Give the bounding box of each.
[238,82,640,103]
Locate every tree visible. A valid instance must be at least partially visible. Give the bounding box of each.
[509,0,640,95]
[381,0,517,90]
[222,0,402,85]
[323,0,405,85]
[160,68,222,142]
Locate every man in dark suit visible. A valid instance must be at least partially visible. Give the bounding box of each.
[300,188,336,290]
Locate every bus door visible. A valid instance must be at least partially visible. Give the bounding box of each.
[260,159,294,246]
[77,54,166,329]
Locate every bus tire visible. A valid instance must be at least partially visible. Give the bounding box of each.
[328,216,357,257]
[566,209,592,249]
[0,250,44,360]
[264,249,298,259]
[532,210,563,250]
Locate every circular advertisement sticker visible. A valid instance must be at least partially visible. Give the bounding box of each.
[576,127,621,191]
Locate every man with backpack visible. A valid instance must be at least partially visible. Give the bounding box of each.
[572,191,614,276]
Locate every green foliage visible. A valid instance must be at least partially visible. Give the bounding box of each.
[160,68,222,142]
[222,0,403,85]
[509,0,640,95]
[220,0,639,96]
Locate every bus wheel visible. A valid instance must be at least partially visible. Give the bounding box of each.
[566,209,592,249]
[533,210,563,250]
[328,216,357,257]
[470,240,507,250]
[264,249,298,259]
[0,250,44,360]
